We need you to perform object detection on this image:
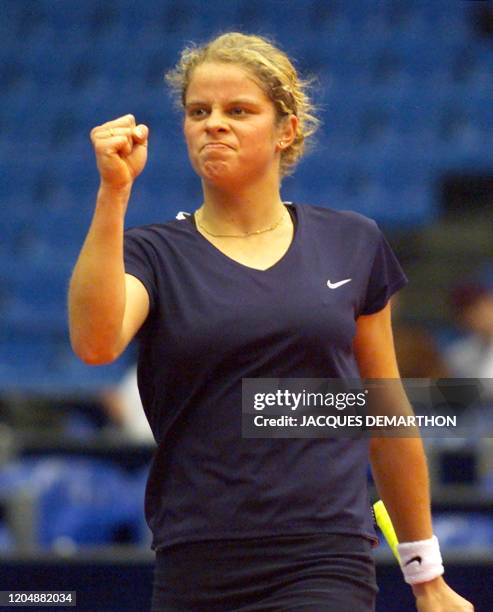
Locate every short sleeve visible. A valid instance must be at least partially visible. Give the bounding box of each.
[123,228,158,313]
[360,228,408,315]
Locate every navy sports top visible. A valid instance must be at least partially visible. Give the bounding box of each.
[123,203,408,551]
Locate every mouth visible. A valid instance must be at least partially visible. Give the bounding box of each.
[201,142,234,151]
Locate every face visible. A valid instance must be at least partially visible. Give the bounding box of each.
[183,61,293,187]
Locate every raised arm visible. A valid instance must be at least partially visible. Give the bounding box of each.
[354,302,473,611]
[68,114,150,365]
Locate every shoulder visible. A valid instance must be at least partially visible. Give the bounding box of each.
[125,212,194,244]
[294,202,380,239]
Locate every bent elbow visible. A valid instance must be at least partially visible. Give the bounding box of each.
[79,351,117,366]
[70,338,120,366]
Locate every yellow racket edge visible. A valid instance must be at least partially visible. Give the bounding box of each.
[373,500,400,562]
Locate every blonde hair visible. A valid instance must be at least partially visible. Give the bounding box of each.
[165,32,320,177]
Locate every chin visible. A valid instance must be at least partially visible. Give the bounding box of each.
[200,160,238,183]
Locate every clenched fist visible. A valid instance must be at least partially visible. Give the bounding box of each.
[90,114,149,191]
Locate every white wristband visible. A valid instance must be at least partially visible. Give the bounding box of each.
[397,535,444,585]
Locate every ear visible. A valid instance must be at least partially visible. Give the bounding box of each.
[276,114,298,151]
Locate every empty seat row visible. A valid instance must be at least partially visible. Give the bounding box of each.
[3,0,474,42]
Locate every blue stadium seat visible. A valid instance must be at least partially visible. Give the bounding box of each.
[0,458,147,548]
[0,336,63,389]
[0,523,14,553]
[36,0,93,33]
[433,513,493,551]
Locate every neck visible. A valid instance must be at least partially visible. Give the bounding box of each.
[200,174,285,234]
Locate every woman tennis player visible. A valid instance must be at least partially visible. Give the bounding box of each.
[69,33,473,611]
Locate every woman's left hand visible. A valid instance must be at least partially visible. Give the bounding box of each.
[412,576,474,611]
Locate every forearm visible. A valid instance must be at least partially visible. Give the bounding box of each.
[370,435,433,542]
[68,183,131,363]
[356,301,473,607]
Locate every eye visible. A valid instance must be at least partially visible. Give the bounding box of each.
[188,107,208,118]
[229,107,248,116]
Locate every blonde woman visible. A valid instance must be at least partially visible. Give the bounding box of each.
[69,33,473,612]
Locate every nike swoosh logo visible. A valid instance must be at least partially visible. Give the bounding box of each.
[405,555,422,566]
[327,278,352,289]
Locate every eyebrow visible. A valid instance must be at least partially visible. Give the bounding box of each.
[185,98,261,108]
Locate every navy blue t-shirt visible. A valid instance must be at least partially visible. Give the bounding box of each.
[123,203,408,551]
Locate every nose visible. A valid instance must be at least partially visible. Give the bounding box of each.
[205,108,229,134]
